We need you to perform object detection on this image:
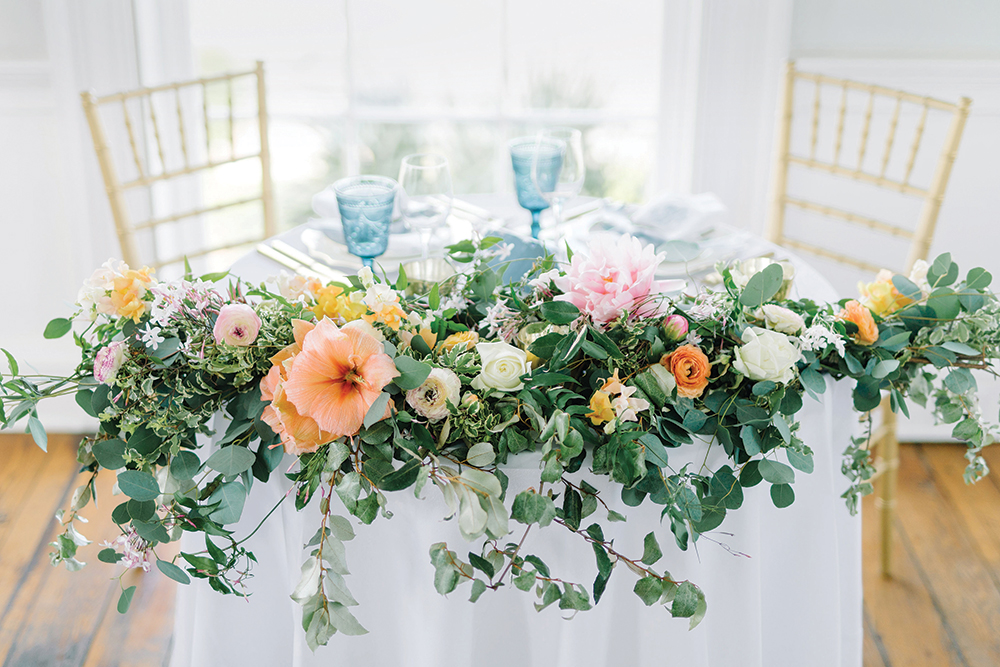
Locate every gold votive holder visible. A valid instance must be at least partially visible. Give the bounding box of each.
[401,258,457,296]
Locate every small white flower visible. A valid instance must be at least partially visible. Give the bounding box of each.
[479,299,517,340]
[909,259,931,293]
[799,324,846,358]
[357,266,375,289]
[529,268,561,293]
[139,323,165,351]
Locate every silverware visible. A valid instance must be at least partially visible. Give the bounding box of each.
[270,240,347,282]
[256,243,346,282]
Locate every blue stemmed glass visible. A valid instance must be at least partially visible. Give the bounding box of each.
[333,175,398,268]
[508,137,564,239]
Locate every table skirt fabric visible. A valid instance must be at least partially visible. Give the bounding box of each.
[169,196,862,666]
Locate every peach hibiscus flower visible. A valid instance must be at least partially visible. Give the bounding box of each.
[282,318,399,440]
[839,300,879,346]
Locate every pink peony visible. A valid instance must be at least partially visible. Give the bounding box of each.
[93,341,127,385]
[553,235,684,325]
[213,303,262,347]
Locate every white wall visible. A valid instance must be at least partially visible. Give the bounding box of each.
[787,2,1000,441]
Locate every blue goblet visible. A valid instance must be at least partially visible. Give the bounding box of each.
[508,137,564,239]
[333,175,398,268]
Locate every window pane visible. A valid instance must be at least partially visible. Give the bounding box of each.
[357,122,498,194]
[350,0,503,111]
[505,0,663,115]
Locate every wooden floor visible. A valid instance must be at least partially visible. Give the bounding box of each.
[0,435,999,665]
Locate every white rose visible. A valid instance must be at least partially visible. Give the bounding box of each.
[908,259,931,292]
[406,368,461,421]
[732,327,800,384]
[472,342,529,392]
[755,304,805,335]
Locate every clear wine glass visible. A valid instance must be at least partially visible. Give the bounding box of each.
[531,127,584,227]
[509,136,563,239]
[333,175,398,268]
[398,154,453,259]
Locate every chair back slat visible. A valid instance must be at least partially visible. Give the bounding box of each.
[81,62,274,270]
[767,60,971,275]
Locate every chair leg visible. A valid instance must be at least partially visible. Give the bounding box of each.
[876,397,899,578]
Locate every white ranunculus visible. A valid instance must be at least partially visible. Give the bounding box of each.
[406,368,461,421]
[755,304,805,335]
[732,327,800,384]
[472,342,529,392]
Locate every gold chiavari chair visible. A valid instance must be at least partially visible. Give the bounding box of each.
[80,61,276,270]
[766,60,971,577]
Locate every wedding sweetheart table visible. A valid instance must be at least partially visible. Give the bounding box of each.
[169,195,862,667]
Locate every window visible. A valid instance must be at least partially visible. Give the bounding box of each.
[188,0,664,230]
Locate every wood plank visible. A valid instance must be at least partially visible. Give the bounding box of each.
[0,437,81,623]
[923,443,1000,591]
[894,444,1000,665]
[82,548,178,667]
[0,440,122,666]
[861,488,960,666]
[863,607,889,667]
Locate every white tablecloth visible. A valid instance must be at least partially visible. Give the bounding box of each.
[170,195,862,667]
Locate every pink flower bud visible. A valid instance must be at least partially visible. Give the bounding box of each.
[93,341,126,385]
[213,303,262,347]
[662,314,689,342]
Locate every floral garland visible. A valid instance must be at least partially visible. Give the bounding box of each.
[2,235,997,649]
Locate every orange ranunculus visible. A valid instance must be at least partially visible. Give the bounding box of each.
[858,270,911,316]
[660,344,711,399]
[586,390,615,426]
[282,318,399,440]
[438,330,479,354]
[313,285,366,324]
[109,267,154,323]
[839,300,879,346]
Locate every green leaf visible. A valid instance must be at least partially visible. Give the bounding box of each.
[510,490,557,527]
[941,341,980,357]
[799,367,826,397]
[757,458,795,485]
[786,449,814,474]
[929,253,953,285]
[709,466,743,511]
[469,578,487,603]
[671,581,699,618]
[540,300,580,325]
[2,348,18,375]
[117,470,160,501]
[634,576,663,606]
[157,559,191,584]
[740,425,762,456]
[891,274,922,300]
[562,488,583,531]
[117,586,136,614]
[877,332,911,354]
[639,433,669,468]
[379,459,421,492]
[205,446,256,477]
[393,356,432,391]
[98,547,123,563]
[641,532,662,565]
[207,481,248,525]
[945,368,976,395]
[170,451,202,480]
[395,263,408,291]
[127,499,156,522]
[43,317,72,339]
[752,380,777,396]
[924,346,957,368]
[27,415,47,452]
[468,553,495,579]
[362,392,391,429]
[428,282,440,310]
[872,359,900,379]
[772,414,792,444]
[133,520,170,544]
[966,267,992,290]
[953,417,981,442]
[770,483,795,508]
[739,263,784,307]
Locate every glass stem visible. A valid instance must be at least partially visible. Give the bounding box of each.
[550,199,564,227]
[362,257,374,268]
[419,228,432,259]
[531,210,541,239]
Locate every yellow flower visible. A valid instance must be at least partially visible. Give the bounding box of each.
[109,267,154,323]
[439,330,479,354]
[363,301,406,331]
[313,285,366,324]
[858,270,911,316]
[586,390,616,426]
[400,326,437,351]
